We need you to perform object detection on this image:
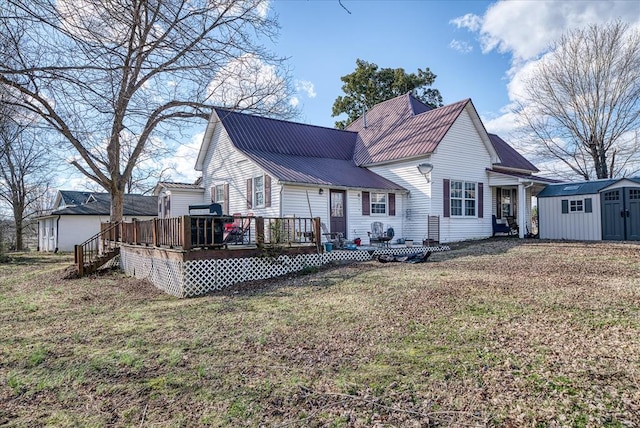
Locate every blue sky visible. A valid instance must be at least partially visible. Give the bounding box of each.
[270,0,511,128]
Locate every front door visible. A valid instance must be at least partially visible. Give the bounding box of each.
[601,187,640,241]
[329,190,347,239]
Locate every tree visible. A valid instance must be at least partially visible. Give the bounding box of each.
[0,0,295,222]
[331,59,443,129]
[517,21,640,180]
[0,101,52,251]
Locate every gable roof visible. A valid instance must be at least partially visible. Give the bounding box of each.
[47,192,157,216]
[206,108,403,191]
[213,107,356,160]
[57,190,94,207]
[488,134,539,173]
[153,181,204,195]
[347,94,473,166]
[197,95,535,191]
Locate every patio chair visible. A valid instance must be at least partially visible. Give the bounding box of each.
[492,215,510,237]
[321,222,343,247]
[506,216,519,235]
[368,221,393,246]
[224,213,253,244]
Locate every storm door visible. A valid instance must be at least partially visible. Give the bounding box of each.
[329,190,347,239]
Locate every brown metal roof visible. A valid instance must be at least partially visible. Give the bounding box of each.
[488,134,539,173]
[348,94,469,166]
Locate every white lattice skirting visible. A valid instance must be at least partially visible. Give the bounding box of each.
[120,245,449,298]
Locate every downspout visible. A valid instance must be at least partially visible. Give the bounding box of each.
[55,215,61,253]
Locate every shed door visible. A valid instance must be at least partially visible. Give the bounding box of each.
[329,190,346,239]
[602,189,625,240]
[625,188,640,241]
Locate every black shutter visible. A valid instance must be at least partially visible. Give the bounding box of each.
[561,199,568,214]
[478,183,484,218]
[362,191,370,215]
[585,198,592,213]
[388,193,396,216]
[496,187,502,219]
[443,179,450,218]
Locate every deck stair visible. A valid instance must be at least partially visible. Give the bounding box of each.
[74,222,122,277]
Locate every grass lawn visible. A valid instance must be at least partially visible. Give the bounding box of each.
[1,240,640,427]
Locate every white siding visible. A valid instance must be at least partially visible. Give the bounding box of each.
[368,109,493,243]
[157,188,204,217]
[538,194,602,240]
[201,121,280,217]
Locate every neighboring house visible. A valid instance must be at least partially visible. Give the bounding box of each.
[153,182,206,217]
[37,190,157,252]
[537,177,640,241]
[164,93,554,244]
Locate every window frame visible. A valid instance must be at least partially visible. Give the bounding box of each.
[370,192,387,215]
[253,175,265,208]
[450,180,477,217]
[570,199,584,212]
[213,184,225,204]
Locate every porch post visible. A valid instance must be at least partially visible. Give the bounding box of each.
[518,183,526,238]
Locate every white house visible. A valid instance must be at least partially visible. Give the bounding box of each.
[37,191,157,252]
[162,94,554,244]
[537,177,640,241]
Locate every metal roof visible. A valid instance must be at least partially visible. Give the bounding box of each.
[348,94,469,166]
[488,134,539,172]
[214,107,357,160]
[487,169,561,184]
[537,177,640,197]
[243,150,406,191]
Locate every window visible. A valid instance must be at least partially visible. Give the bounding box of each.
[451,180,476,217]
[570,200,583,212]
[370,192,387,214]
[214,184,225,203]
[501,188,512,217]
[253,176,264,207]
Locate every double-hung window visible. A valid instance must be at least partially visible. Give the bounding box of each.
[370,192,387,214]
[450,180,477,217]
[253,175,264,207]
[214,184,225,204]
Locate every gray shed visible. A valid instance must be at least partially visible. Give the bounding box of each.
[537,178,640,241]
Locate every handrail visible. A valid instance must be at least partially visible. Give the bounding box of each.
[75,221,122,275]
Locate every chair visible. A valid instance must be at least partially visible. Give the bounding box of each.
[492,215,510,237]
[224,213,252,244]
[321,222,343,248]
[368,221,393,246]
[506,216,519,235]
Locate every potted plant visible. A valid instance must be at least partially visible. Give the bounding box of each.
[405,239,414,247]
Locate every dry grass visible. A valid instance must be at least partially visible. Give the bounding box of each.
[1,239,640,427]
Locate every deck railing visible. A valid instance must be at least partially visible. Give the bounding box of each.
[107,215,322,251]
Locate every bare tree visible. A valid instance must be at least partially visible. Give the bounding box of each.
[0,102,52,251]
[517,21,640,180]
[0,0,295,221]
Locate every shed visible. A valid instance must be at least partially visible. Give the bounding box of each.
[537,177,640,241]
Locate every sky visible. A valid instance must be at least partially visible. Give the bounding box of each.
[60,0,640,188]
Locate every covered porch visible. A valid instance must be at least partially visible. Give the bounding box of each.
[488,170,558,238]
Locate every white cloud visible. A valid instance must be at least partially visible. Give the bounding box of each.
[295,80,317,98]
[206,53,289,110]
[158,133,203,183]
[449,39,473,54]
[454,1,640,139]
[289,96,299,107]
[450,13,482,32]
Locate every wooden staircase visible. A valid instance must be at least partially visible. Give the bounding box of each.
[74,222,122,277]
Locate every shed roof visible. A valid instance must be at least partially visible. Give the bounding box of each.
[537,177,640,197]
